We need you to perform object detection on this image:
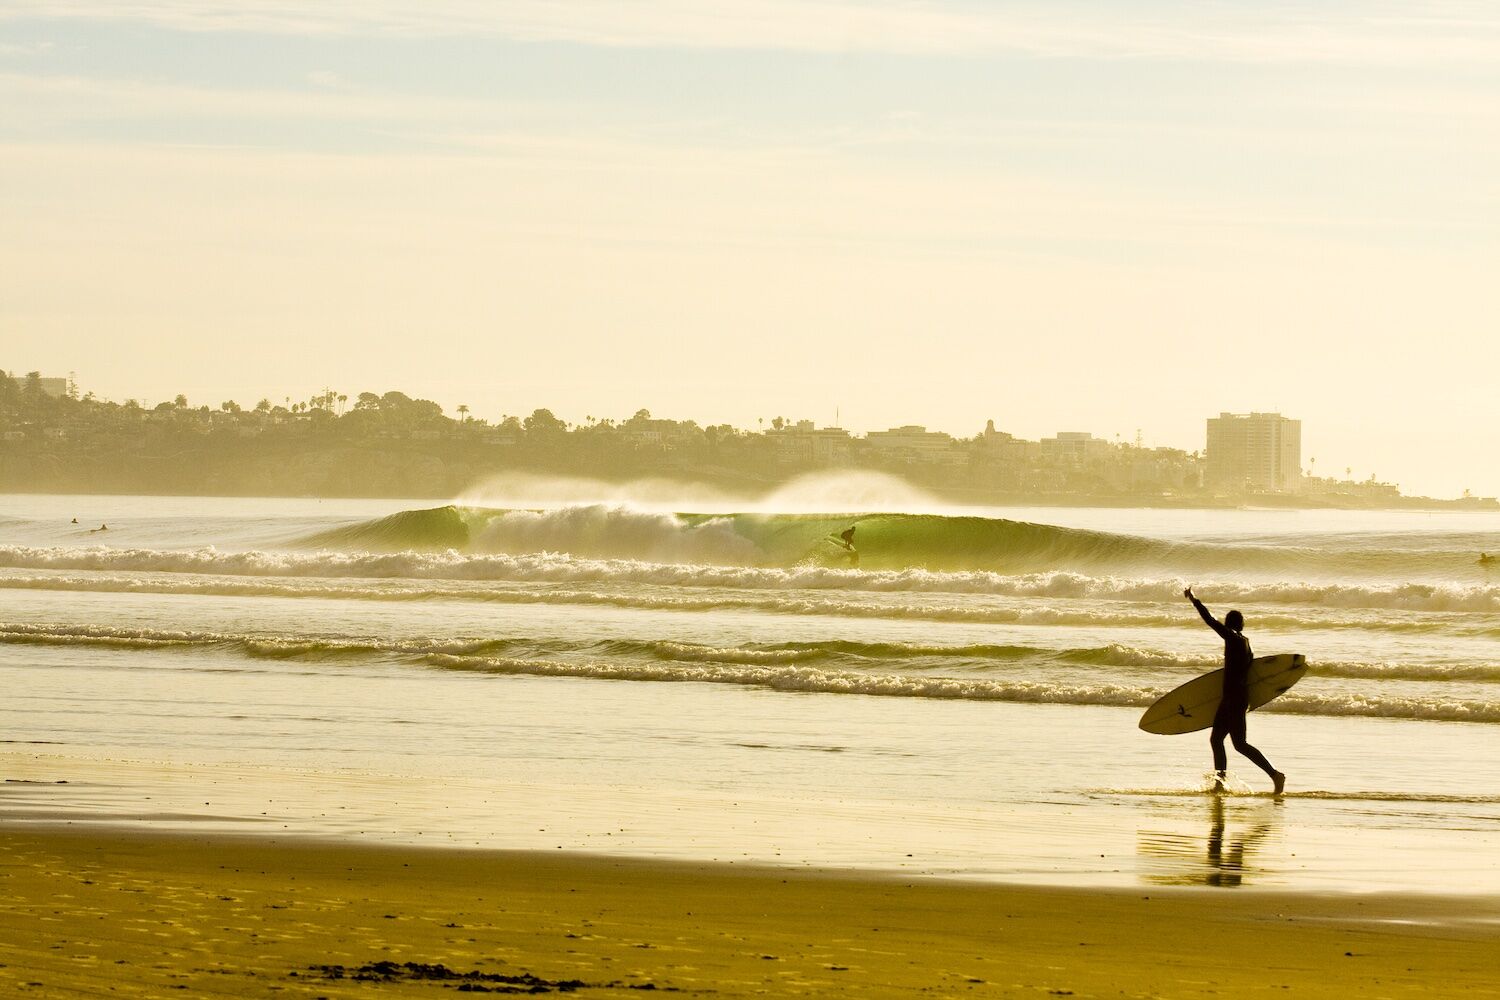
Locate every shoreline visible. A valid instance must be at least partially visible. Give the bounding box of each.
[3,824,1498,998]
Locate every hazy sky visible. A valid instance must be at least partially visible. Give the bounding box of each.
[2,2,1497,497]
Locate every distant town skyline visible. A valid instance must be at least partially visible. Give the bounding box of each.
[8,370,1457,506]
[6,370,1439,498]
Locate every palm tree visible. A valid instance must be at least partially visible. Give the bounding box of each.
[457,404,470,423]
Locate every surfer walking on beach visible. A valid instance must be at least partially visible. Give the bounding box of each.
[1184,587,1286,797]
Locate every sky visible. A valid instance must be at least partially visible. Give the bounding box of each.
[1,1,1497,498]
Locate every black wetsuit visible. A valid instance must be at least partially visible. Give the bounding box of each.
[1191,597,1277,778]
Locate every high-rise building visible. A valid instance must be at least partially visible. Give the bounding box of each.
[1205,412,1301,492]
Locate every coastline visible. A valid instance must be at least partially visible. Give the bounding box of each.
[1,483,1494,512]
[4,825,1499,999]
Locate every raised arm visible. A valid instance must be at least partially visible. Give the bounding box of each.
[1184,586,1231,640]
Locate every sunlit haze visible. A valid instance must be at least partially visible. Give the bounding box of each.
[2,1,1498,497]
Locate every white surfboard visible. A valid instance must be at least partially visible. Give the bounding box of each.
[1138,653,1307,735]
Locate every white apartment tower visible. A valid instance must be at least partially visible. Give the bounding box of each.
[1205,412,1301,492]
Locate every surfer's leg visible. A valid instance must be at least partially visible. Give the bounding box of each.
[1231,734,1275,775]
[1209,718,1229,787]
[1228,718,1285,793]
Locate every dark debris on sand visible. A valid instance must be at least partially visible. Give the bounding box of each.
[302,961,680,993]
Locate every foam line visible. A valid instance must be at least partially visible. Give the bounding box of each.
[4,545,1499,611]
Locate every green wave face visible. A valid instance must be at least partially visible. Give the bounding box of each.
[302,505,471,551]
[290,504,1498,580]
[710,512,1179,571]
[293,505,1182,572]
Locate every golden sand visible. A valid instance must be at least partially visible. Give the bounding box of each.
[2,826,1497,998]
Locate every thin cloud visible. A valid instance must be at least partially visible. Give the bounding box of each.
[0,71,567,128]
[4,1,1500,64]
[0,39,56,55]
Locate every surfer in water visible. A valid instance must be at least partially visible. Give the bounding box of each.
[1184,587,1286,797]
[830,525,859,567]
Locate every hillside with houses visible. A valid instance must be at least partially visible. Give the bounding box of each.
[1,371,1485,508]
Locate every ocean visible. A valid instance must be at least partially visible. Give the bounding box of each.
[3,490,1497,894]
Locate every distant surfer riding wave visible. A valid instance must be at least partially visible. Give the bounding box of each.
[830,525,859,567]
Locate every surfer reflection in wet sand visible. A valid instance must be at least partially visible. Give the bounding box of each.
[1204,796,1277,887]
[1184,587,1287,797]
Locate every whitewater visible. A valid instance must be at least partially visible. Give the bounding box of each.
[3,491,1498,892]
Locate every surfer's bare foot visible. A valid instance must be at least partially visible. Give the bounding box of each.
[1271,771,1286,797]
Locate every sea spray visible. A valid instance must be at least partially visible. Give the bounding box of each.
[456,469,944,514]
[468,506,760,564]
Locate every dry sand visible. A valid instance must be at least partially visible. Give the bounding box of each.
[2,826,1497,998]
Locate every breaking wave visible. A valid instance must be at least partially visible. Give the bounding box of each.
[287,503,1500,578]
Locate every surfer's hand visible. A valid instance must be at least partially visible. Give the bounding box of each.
[1183,586,1194,600]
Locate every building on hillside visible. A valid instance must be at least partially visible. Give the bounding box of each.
[971,420,1044,489]
[1299,475,1400,501]
[979,419,1012,447]
[1205,412,1301,492]
[36,377,70,398]
[766,420,852,464]
[863,425,959,463]
[622,418,702,449]
[1039,431,1112,466]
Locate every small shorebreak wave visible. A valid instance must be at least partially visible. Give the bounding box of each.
[5,572,1498,636]
[5,622,1497,722]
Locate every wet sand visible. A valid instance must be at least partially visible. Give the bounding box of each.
[2,826,1498,998]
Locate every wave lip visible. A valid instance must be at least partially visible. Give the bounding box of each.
[301,505,470,551]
